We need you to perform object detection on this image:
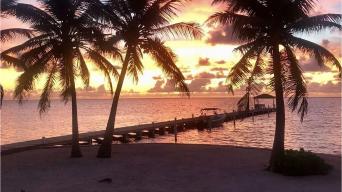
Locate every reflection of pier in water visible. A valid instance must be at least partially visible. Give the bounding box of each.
[1,108,275,155]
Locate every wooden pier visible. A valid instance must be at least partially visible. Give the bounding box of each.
[1,108,275,155]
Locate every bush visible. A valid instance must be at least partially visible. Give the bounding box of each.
[277,148,332,176]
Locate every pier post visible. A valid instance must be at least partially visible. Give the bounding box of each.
[252,110,255,122]
[174,117,178,143]
[159,127,165,135]
[41,136,46,145]
[135,131,142,140]
[267,105,270,117]
[122,134,129,143]
[208,117,212,131]
[233,110,236,128]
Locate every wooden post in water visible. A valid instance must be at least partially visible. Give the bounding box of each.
[174,117,178,143]
[267,105,270,117]
[233,110,236,128]
[252,110,255,122]
[41,136,46,145]
[148,122,156,138]
[135,131,142,140]
[208,117,212,131]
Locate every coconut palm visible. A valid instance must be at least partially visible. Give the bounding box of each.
[0,0,121,157]
[91,0,203,158]
[207,0,341,171]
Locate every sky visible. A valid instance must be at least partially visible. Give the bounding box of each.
[0,0,341,99]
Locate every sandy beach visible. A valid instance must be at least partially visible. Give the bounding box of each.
[2,144,341,192]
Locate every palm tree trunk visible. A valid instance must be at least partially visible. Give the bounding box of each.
[269,43,285,171]
[70,75,82,158]
[97,48,131,158]
[64,42,82,158]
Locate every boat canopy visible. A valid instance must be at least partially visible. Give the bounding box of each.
[254,94,275,99]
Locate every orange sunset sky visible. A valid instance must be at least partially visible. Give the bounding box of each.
[0,0,341,99]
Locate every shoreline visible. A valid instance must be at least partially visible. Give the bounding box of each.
[2,143,341,192]
[2,142,341,158]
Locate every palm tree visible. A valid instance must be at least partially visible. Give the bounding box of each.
[0,0,121,157]
[0,84,4,108]
[91,0,203,158]
[207,0,341,171]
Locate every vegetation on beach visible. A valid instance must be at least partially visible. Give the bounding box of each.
[206,0,341,172]
[276,148,332,176]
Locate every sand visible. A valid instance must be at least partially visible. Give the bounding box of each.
[2,144,341,192]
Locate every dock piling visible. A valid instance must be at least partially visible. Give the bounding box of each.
[174,117,178,143]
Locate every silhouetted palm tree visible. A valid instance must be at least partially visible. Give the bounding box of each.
[207,0,341,171]
[0,0,121,157]
[92,0,203,158]
[0,84,4,108]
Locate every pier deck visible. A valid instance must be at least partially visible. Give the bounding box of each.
[1,108,275,154]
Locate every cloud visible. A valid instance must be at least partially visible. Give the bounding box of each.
[188,78,211,92]
[206,24,241,45]
[195,72,216,79]
[152,76,162,80]
[300,57,331,72]
[320,38,342,57]
[148,80,176,93]
[215,60,226,64]
[211,67,228,72]
[307,81,341,96]
[208,81,227,92]
[197,57,210,66]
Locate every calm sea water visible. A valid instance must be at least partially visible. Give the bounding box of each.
[1,98,341,155]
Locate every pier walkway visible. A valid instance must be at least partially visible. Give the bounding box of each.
[1,108,275,155]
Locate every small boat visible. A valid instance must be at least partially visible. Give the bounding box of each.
[198,108,226,130]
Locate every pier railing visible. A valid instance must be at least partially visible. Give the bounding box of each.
[1,108,275,155]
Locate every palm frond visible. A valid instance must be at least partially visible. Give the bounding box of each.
[291,14,342,33]
[288,36,341,76]
[127,47,144,83]
[283,45,308,121]
[14,53,52,103]
[227,42,265,90]
[38,65,57,114]
[0,28,35,42]
[143,37,189,96]
[85,47,119,94]
[153,22,203,40]
[76,48,90,87]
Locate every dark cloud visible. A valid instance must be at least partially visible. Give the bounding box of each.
[215,60,226,64]
[215,71,226,78]
[197,57,210,66]
[322,39,330,47]
[300,57,331,72]
[307,82,341,95]
[188,78,211,92]
[148,80,176,93]
[211,67,228,72]
[320,38,342,57]
[152,76,162,80]
[195,72,216,79]
[206,24,241,45]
